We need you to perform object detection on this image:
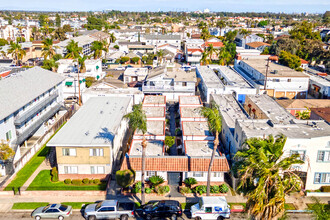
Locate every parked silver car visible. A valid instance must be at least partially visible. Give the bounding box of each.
[31,204,72,220]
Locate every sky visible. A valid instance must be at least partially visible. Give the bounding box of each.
[0,0,328,13]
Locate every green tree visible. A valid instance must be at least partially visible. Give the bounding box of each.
[109,33,116,43]
[8,42,26,66]
[239,29,251,39]
[0,38,8,46]
[224,30,238,43]
[85,77,95,88]
[54,27,66,41]
[62,24,73,33]
[164,136,175,148]
[295,108,310,120]
[216,20,226,36]
[258,20,268,27]
[91,41,106,59]
[114,45,119,50]
[261,47,269,55]
[124,104,147,204]
[39,14,47,27]
[0,141,15,161]
[131,57,140,64]
[308,197,330,220]
[87,16,105,30]
[201,28,210,41]
[156,49,164,64]
[42,38,57,60]
[279,50,302,71]
[120,56,130,64]
[234,135,303,220]
[65,40,82,59]
[53,54,63,62]
[184,177,197,189]
[42,58,58,72]
[201,102,222,196]
[55,14,61,27]
[116,170,135,189]
[200,51,210,65]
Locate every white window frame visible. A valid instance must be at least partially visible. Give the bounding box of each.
[317,151,330,162]
[314,173,330,184]
[62,148,76,156]
[146,171,157,177]
[89,148,104,157]
[64,166,78,174]
[193,172,203,177]
[91,166,105,174]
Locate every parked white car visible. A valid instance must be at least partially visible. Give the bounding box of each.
[191,196,231,220]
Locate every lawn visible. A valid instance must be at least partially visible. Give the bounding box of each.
[27,170,106,191]
[284,203,296,210]
[4,123,66,191]
[12,202,49,210]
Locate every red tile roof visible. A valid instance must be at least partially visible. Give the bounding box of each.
[121,156,229,172]
[203,42,224,48]
[268,55,279,61]
[300,59,309,64]
[187,48,203,54]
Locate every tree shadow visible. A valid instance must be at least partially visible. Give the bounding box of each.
[95,127,115,144]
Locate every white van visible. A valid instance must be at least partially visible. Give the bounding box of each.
[191,196,231,220]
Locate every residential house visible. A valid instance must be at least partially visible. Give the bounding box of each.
[308,74,330,99]
[123,68,148,84]
[310,107,330,124]
[235,34,264,48]
[276,99,330,117]
[143,34,182,50]
[0,67,64,175]
[55,35,95,57]
[47,96,133,180]
[245,42,270,52]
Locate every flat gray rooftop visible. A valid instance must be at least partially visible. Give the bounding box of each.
[247,94,295,124]
[0,67,64,120]
[182,121,212,136]
[47,96,131,147]
[143,106,165,118]
[238,119,330,139]
[179,96,202,106]
[242,59,309,78]
[136,120,165,136]
[197,66,224,89]
[214,65,253,88]
[180,106,204,118]
[124,68,148,76]
[185,141,220,157]
[211,94,248,129]
[143,95,166,105]
[129,140,164,156]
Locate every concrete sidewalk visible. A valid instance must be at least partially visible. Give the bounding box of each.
[21,160,51,191]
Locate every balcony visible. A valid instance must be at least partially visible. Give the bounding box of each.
[15,103,62,146]
[14,91,59,126]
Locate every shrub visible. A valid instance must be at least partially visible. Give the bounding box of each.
[165,136,175,148]
[219,184,229,193]
[320,186,330,192]
[145,187,152,194]
[184,177,197,189]
[149,175,165,188]
[89,179,94,184]
[82,178,90,184]
[64,179,71,184]
[114,45,119,50]
[156,185,170,195]
[180,187,192,194]
[132,181,142,193]
[85,77,95,88]
[72,179,82,185]
[194,185,207,195]
[51,167,58,182]
[116,170,135,188]
[211,185,220,193]
[93,179,100,184]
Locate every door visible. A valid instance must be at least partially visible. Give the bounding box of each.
[96,207,115,219]
[167,172,181,185]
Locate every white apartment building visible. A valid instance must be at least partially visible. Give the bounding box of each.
[55,35,95,57]
[143,67,196,101]
[142,34,182,49]
[235,57,310,99]
[0,67,64,174]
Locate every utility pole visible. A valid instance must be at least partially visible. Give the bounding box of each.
[264,58,270,91]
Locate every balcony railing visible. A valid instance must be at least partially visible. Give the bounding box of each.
[15,103,62,146]
[14,91,59,126]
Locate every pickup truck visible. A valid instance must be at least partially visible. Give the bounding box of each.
[84,200,135,220]
[191,196,231,220]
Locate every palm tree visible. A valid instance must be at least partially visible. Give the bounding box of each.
[78,55,88,73]
[217,47,232,66]
[239,29,251,39]
[206,44,216,61]
[91,41,106,59]
[201,102,222,196]
[65,40,83,105]
[8,42,26,66]
[42,58,58,72]
[216,20,226,36]
[42,38,57,60]
[156,49,164,65]
[124,104,147,205]
[295,108,310,120]
[109,33,116,43]
[234,135,304,220]
[200,51,210,66]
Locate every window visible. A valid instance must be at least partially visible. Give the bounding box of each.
[147,171,157,176]
[314,173,330,184]
[287,79,291,82]
[272,79,280,82]
[64,166,78,174]
[317,151,330,162]
[91,166,105,174]
[290,150,306,161]
[98,207,115,212]
[89,148,104,157]
[6,130,12,141]
[205,207,212,213]
[193,172,203,177]
[62,148,76,156]
[213,172,223,178]
[182,82,187,87]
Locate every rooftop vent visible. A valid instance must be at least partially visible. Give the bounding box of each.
[273,70,278,74]
[85,131,89,136]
